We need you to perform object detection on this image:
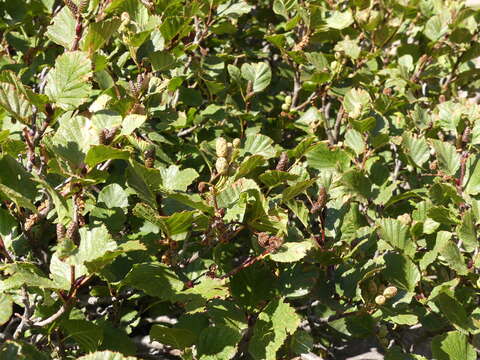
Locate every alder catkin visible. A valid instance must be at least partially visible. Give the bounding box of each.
[64,0,78,15]
[144,148,155,168]
[276,152,289,171]
[66,221,79,244]
[57,223,66,241]
[98,129,107,145]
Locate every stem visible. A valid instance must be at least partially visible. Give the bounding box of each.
[220,250,270,280]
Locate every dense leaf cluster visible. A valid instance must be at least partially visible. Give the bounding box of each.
[1,0,480,359]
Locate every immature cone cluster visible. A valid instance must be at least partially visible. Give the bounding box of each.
[383,286,397,299]
[257,232,284,252]
[281,95,292,112]
[215,137,234,175]
[375,295,386,305]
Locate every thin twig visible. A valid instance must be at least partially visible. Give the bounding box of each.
[332,106,344,144]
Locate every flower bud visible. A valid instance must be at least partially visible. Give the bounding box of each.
[216,137,228,158]
[216,157,229,175]
[383,286,398,299]
[375,295,386,305]
[233,138,241,148]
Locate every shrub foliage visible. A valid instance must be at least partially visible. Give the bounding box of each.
[1,0,480,359]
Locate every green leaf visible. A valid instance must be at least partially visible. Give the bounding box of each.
[259,170,299,188]
[122,262,184,300]
[159,165,199,191]
[290,330,314,355]
[46,6,76,48]
[269,240,313,262]
[344,129,365,155]
[378,218,414,256]
[0,263,57,291]
[464,155,480,195]
[0,82,33,124]
[0,340,50,360]
[217,0,253,18]
[133,203,196,237]
[431,331,476,360]
[431,139,460,176]
[235,154,266,179]
[0,294,12,325]
[0,155,37,211]
[424,13,450,42]
[281,179,316,202]
[383,252,420,293]
[45,51,92,110]
[326,10,354,30]
[85,145,130,167]
[68,225,117,267]
[77,351,137,360]
[150,325,196,350]
[121,114,147,135]
[306,142,350,171]
[343,88,371,119]
[197,325,242,360]
[437,101,464,134]
[249,298,301,360]
[82,18,121,53]
[328,313,375,338]
[439,240,469,276]
[457,210,477,252]
[341,170,371,199]
[98,183,129,209]
[149,50,176,72]
[402,133,430,168]
[49,114,98,166]
[241,62,272,93]
[273,0,297,19]
[431,293,475,334]
[61,320,103,353]
[284,200,309,229]
[242,134,276,158]
[216,178,260,208]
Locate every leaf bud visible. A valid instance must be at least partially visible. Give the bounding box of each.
[216,137,228,158]
[383,286,398,299]
[198,181,208,193]
[375,295,386,305]
[215,157,229,175]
